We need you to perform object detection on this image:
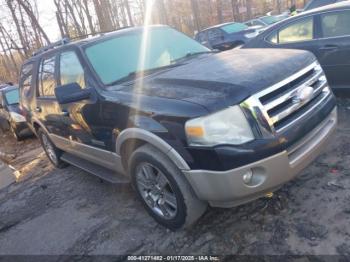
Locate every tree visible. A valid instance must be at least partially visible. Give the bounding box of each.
[216,0,223,23]
[190,0,201,32]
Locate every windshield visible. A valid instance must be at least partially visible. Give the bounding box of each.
[85,27,209,85]
[260,16,284,25]
[4,89,19,105]
[220,23,248,34]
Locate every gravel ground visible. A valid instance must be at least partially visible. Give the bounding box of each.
[0,99,350,256]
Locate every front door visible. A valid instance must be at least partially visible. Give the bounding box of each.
[34,54,67,138]
[316,9,350,89]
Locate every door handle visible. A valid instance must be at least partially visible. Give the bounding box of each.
[61,110,69,117]
[319,45,339,51]
[35,107,42,113]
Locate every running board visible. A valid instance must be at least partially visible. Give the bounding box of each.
[61,153,129,184]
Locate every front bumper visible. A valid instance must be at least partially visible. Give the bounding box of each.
[183,107,337,208]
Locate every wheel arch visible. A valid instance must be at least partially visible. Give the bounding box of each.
[116,128,190,172]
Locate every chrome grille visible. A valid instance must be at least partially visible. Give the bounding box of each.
[241,62,331,135]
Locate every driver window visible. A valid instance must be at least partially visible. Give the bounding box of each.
[59,51,86,89]
[208,29,223,41]
[278,17,314,44]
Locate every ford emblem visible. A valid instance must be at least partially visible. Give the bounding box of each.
[293,86,314,104]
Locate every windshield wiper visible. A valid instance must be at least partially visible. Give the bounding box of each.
[107,63,182,86]
[170,51,215,64]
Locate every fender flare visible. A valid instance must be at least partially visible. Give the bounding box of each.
[31,118,50,135]
[115,128,190,171]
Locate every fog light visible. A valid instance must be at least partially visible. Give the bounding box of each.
[242,169,253,184]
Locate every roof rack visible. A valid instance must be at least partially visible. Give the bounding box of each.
[32,37,70,57]
[69,26,133,41]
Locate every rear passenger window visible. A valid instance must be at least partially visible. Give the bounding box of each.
[59,51,86,89]
[269,17,314,44]
[321,10,350,38]
[208,29,223,40]
[38,56,56,97]
[279,17,314,43]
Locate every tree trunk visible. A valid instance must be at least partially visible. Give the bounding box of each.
[246,0,253,20]
[6,0,29,57]
[216,0,223,24]
[82,0,96,34]
[93,0,114,32]
[190,0,201,32]
[17,0,51,44]
[0,26,18,76]
[124,0,134,26]
[54,0,70,37]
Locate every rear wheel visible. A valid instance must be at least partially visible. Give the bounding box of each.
[129,144,207,230]
[37,129,67,168]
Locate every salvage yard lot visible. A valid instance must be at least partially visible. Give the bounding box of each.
[1,98,350,255]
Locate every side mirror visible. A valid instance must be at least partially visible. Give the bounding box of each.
[55,83,92,104]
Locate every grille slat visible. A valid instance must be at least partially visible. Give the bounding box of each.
[244,62,331,134]
[263,69,323,111]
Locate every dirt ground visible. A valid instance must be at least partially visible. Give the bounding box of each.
[1,99,350,256]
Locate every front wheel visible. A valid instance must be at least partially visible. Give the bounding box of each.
[129,144,207,230]
[37,129,67,168]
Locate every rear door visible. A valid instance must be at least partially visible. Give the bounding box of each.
[317,9,350,88]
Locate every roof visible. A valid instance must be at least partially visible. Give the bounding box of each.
[258,0,350,30]
[302,0,350,15]
[0,85,18,93]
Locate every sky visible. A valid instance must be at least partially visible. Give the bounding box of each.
[36,0,60,41]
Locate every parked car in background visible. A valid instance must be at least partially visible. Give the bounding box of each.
[195,22,260,50]
[243,2,350,90]
[245,14,289,28]
[0,86,31,140]
[20,25,336,229]
[303,0,347,11]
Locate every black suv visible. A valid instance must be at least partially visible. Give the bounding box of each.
[20,25,337,229]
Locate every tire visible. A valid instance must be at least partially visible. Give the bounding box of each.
[128,144,207,230]
[9,122,22,141]
[37,128,67,168]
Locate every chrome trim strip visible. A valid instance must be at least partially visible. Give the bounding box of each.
[269,82,327,125]
[264,70,323,111]
[49,134,125,174]
[276,86,331,133]
[242,61,330,135]
[255,61,318,98]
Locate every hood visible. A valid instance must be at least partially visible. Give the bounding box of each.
[118,49,316,112]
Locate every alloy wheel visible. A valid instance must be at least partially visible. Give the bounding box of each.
[135,162,178,220]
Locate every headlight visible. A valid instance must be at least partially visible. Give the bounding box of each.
[245,31,259,38]
[185,106,254,147]
[10,112,26,123]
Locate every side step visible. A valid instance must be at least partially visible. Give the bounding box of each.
[61,153,130,184]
